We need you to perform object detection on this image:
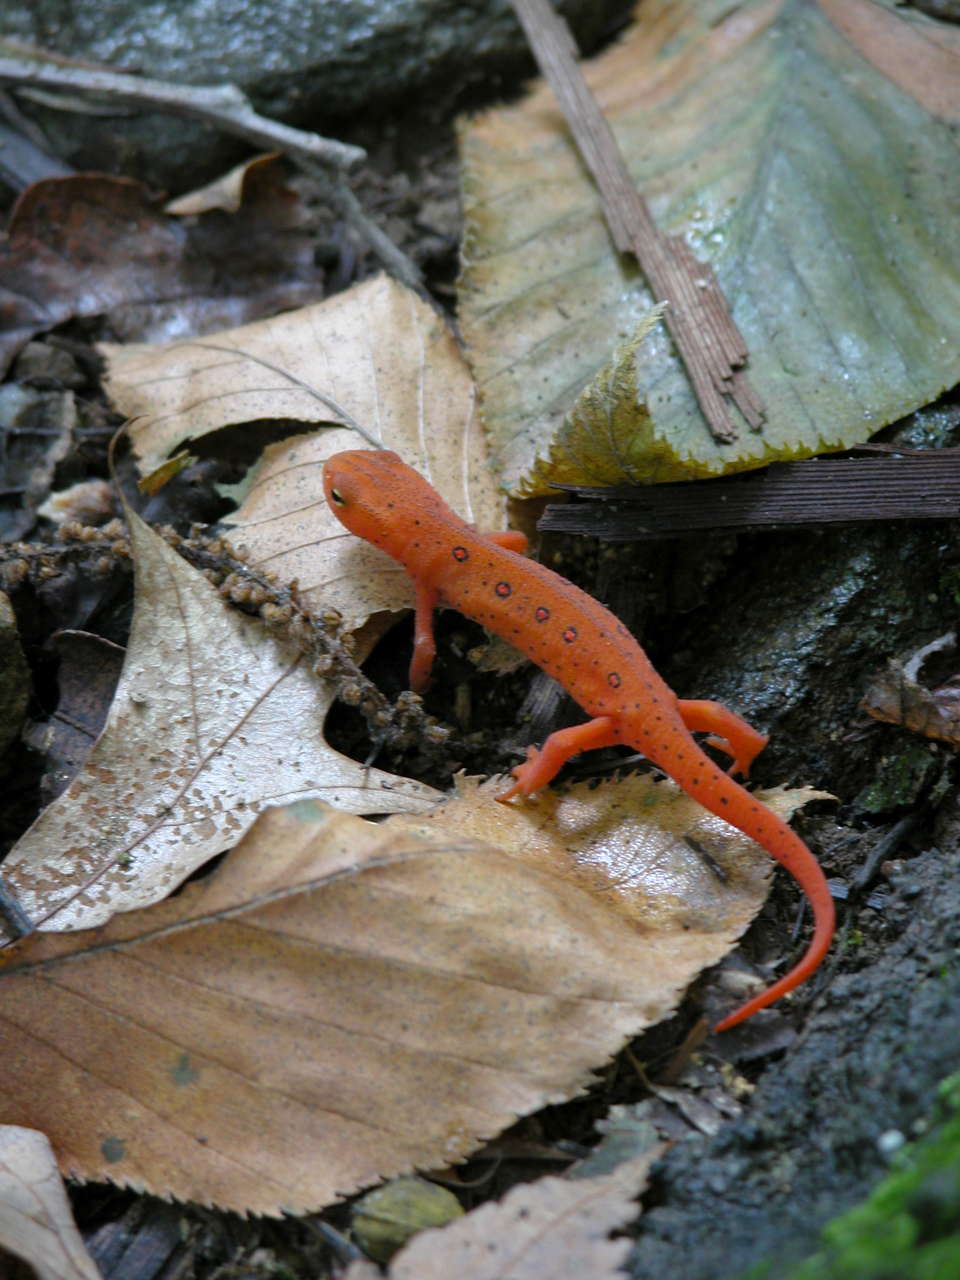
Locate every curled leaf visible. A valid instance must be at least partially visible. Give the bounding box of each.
[0,1126,100,1280]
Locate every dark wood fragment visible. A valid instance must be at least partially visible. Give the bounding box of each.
[539,453,960,540]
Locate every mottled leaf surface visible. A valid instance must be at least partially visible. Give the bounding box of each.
[1,512,437,941]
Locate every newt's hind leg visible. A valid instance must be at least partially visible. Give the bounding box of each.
[676,699,768,778]
[497,716,619,802]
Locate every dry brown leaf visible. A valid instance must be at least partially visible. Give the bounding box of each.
[0,799,686,1213]
[102,274,508,625]
[0,772,821,1213]
[386,773,825,945]
[0,168,322,376]
[1,510,438,942]
[0,1126,100,1280]
[348,1149,662,1280]
[861,631,960,747]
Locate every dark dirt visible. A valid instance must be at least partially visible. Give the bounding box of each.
[629,826,960,1279]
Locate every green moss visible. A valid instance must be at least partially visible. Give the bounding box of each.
[854,742,941,814]
[743,1074,960,1280]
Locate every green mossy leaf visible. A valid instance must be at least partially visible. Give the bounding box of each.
[459,0,960,494]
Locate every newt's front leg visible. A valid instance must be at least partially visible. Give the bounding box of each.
[407,529,526,692]
[409,580,440,693]
[497,716,619,802]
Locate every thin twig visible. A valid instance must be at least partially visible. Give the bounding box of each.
[509,0,765,444]
[0,49,364,171]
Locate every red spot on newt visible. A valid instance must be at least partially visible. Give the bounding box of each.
[323,450,835,1033]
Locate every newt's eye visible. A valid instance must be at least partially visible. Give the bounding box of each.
[329,487,346,507]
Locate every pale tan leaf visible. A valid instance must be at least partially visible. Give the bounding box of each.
[101,273,509,624]
[0,800,686,1213]
[164,152,280,216]
[222,420,503,630]
[0,511,438,942]
[354,1150,662,1280]
[387,773,825,946]
[0,1126,101,1280]
[460,0,960,493]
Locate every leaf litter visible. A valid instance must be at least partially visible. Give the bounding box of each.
[103,274,510,626]
[0,160,324,377]
[0,773,820,1213]
[0,510,438,943]
[343,1150,663,1280]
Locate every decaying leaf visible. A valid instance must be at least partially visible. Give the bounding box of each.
[351,1176,464,1262]
[861,631,960,747]
[0,798,698,1213]
[345,1149,663,1280]
[0,1126,100,1280]
[459,0,960,493]
[0,166,323,376]
[0,384,75,541]
[103,274,509,625]
[1,511,438,942]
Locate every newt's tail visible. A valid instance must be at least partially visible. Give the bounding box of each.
[650,732,835,1033]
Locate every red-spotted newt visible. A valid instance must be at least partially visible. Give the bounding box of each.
[323,449,835,1032]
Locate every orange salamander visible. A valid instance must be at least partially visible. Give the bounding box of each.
[323,449,835,1032]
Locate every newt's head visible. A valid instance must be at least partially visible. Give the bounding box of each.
[323,449,442,557]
